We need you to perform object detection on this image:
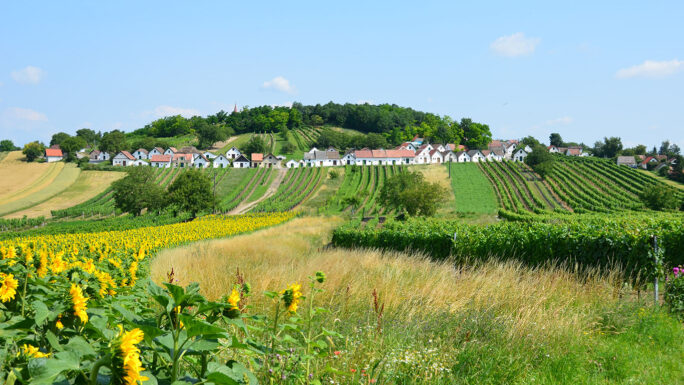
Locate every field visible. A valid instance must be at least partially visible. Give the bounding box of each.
[0,151,66,204]
[5,170,124,219]
[446,163,498,214]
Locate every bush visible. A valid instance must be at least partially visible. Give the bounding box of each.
[640,184,680,211]
[664,267,684,320]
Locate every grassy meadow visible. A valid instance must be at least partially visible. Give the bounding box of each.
[150,216,684,384]
[446,163,499,214]
[0,163,81,216]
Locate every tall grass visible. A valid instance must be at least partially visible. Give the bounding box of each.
[150,217,684,384]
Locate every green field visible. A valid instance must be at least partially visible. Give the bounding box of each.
[447,163,499,214]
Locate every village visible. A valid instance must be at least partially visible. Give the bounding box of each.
[40,137,598,170]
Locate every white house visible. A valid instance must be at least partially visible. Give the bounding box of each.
[88,150,110,163]
[442,151,457,163]
[429,149,444,164]
[194,155,210,168]
[263,153,281,168]
[164,147,178,156]
[233,154,251,168]
[173,153,193,168]
[225,147,241,159]
[150,155,172,168]
[467,150,485,162]
[132,148,149,160]
[523,145,533,153]
[132,159,149,166]
[414,144,433,164]
[454,151,470,163]
[342,152,356,165]
[285,159,300,168]
[513,149,528,162]
[435,144,446,152]
[303,150,340,167]
[112,151,135,166]
[504,143,517,159]
[397,142,416,152]
[203,151,217,160]
[149,147,165,157]
[548,145,559,153]
[45,148,63,163]
[212,155,230,168]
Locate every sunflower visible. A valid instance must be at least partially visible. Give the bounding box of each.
[228,288,240,310]
[69,284,89,323]
[113,325,148,385]
[0,273,18,303]
[21,344,50,358]
[280,283,303,313]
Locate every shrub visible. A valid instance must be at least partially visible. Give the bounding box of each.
[665,266,684,320]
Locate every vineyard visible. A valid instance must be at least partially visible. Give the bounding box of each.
[324,165,404,216]
[251,167,325,212]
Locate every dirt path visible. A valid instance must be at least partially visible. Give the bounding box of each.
[210,136,237,151]
[230,168,287,214]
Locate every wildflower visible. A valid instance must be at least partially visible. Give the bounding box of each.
[334,350,341,356]
[228,288,240,309]
[280,283,302,313]
[56,316,64,330]
[350,369,357,373]
[0,273,19,303]
[113,325,148,385]
[37,250,48,278]
[21,344,50,358]
[69,284,89,323]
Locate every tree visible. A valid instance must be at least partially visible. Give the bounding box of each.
[549,133,563,147]
[112,167,165,216]
[281,142,296,154]
[378,170,447,216]
[241,135,268,155]
[458,119,492,149]
[100,130,128,155]
[659,140,671,156]
[520,136,541,148]
[342,195,362,214]
[50,132,71,147]
[633,144,647,155]
[60,136,87,162]
[22,141,45,162]
[168,170,214,217]
[76,128,100,147]
[639,185,680,211]
[524,144,555,179]
[195,120,229,150]
[593,137,623,158]
[0,140,18,151]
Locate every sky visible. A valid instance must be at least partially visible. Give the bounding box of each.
[1,1,683,149]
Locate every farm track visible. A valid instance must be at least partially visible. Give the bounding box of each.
[230,169,286,214]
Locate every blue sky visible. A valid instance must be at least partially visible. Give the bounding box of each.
[1,1,682,149]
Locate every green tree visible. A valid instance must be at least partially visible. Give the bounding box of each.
[168,169,214,217]
[100,130,128,155]
[0,139,18,151]
[76,128,100,147]
[60,136,87,162]
[593,137,623,158]
[22,141,45,162]
[50,132,71,147]
[549,133,563,147]
[195,120,230,150]
[524,144,555,179]
[520,136,541,148]
[459,118,492,149]
[112,167,165,216]
[288,108,303,128]
[639,185,680,211]
[241,135,268,155]
[378,170,447,216]
[633,144,647,155]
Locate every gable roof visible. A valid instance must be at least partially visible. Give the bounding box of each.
[153,147,165,153]
[566,148,582,156]
[118,151,135,160]
[173,153,193,161]
[455,151,469,157]
[429,149,443,157]
[150,155,172,162]
[45,148,63,157]
[167,147,178,153]
[264,153,279,162]
[481,149,491,156]
[234,154,250,163]
[213,154,228,161]
[641,156,654,165]
[617,156,636,165]
[251,153,263,162]
[226,146,240,152]
[467,150,482,157]
[354,149,373,158]
[134,148,148,154]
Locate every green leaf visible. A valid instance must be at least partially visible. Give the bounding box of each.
[180,315,228,338]
[44,331,62,352]
[112,303,141,322]
[206,360,257,384]
[27,355,79,384]
[32,300,49,325]
[64,336,96,358]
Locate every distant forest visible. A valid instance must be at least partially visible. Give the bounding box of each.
[132,102,493,149]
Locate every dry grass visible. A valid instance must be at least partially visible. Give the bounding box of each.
[0,164,81,216]
[151,216,619,341]
[0,151,64,203]
[6,170,124,218]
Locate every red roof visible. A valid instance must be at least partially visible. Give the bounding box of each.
[168,147,178,152]
[641,156,654,165]
[120,151,135,160]
[45,148,63,157]
[566,148,581,156]
[385,149,415,158]
[354,150,372,158]
[481,149,491,155]
[150,155,171,162]
[251,153,263,162]
[173,153,192,161]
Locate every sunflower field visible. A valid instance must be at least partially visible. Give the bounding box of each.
[0,212,306,384]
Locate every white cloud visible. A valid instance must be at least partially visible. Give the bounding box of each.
[490,33,540,57]
[4,107,48,121]
[262,76,295,93]
[11,66,45,84]
[615,59,683,78]
[150,105,201,118]
[543,116,573,126]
